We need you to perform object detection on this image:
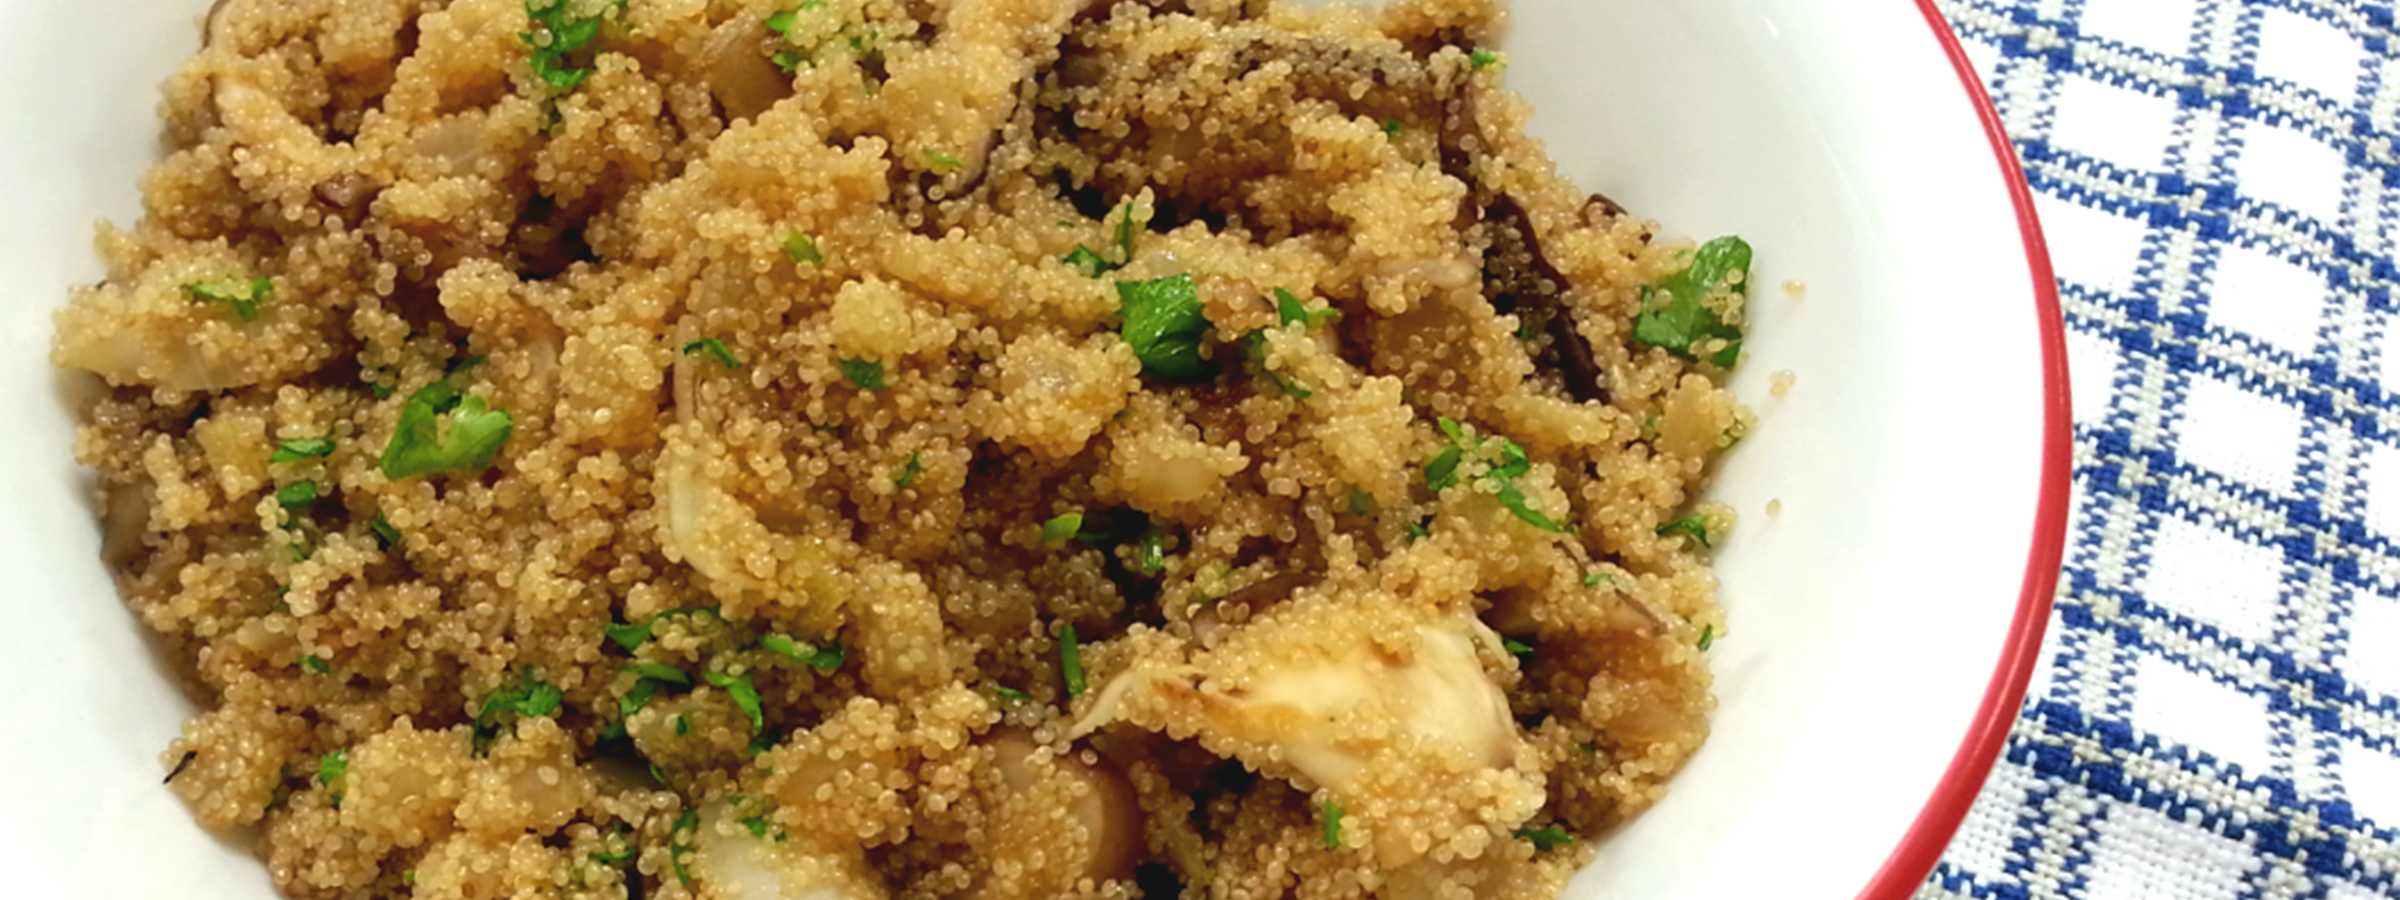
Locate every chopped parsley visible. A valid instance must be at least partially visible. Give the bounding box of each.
[317,750,348,806]
[185,277,271,322]
[1323,800,1344,849]
[602,619,650,652]
[675,715,690,736]
[1633,236,1752,366]
[1347,489,1375,517]
[894,452,923,490]
[1382,118,1403,136]
[1469,47,1504,70]
[1042,513,1084,547]
[782,230,823,266]
[684,338,742,370]
[619,677,662,719]
[704,671,766,740]
[760,634,844,672]
[367,513,399,547]
[1698,624,1716,652]
[1584,572,1611,587]
[837,357,887,390]
[923,150,964,174]
[742,813,775,838]
[1134,528,1167,576]
[474,670,563,749]
[1503,638,1535,660]
[270,437,335,464]
[589,834,637,865]
[519,0,611,91]
[626,661,690,685]
[1495,483,1569,534]
[1423,418,1568,533]
[1117,274,1213,381]
[669,808,699,886]
[1516,825,1572,852]
[1274,288,1338,328]
[1114,203,1140,263]
[276,481,318,510]
[379,381,514,481]
[1058,623,1086,699]
[1656,514,1714,548]
[1424,445,1464,492]
[300,654,330,675]
[1064,245,1111,278]
[1406,520,1430,540]
[993,685,1030,704]
[1241,331,1312,400]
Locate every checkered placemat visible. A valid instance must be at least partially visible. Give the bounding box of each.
[1925,1,2400,898]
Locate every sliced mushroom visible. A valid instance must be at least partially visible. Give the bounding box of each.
[1485,196,1607,404]
[706,17,795,124]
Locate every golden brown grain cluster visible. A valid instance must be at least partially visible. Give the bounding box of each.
[55,0,1748,898]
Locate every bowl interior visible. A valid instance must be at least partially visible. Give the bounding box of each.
[0,2,2054,898]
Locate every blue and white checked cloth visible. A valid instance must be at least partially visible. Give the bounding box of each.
[1925,1,2400,898]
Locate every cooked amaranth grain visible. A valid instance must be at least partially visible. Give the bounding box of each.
[55,0,1754,898]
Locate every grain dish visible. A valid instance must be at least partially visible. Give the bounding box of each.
[53,0,1754,898]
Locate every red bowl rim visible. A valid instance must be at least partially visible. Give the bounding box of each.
[1852,5,2074,898]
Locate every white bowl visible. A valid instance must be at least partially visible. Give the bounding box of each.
[0,1,2069,898]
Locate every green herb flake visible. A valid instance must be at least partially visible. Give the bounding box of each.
[1114,203,1140,263]
[1274,288,1338,328]
[289,541,313,563]
[1503,638,1535,660]
[300,654,330,675]
[401,869,417,885]
[704,671,766,737]
[1698,624,1716,652]
[1347,489,1375,517]
[619,677,660,718]
[1116,275,1213,381]
[1469,48,1504,70]
[1656,514,1713,548]
[1424,446,1464,492]
[764,7,799,34]
[185,277,271,322]
[475,670,563,749]
[589,840,636,865]
[1042,513,1084,547]
[1406,520,1430,540]
[1633,236,1752,366]
[1516,825,1572,852]
[627,661,690,685]
[1135,528,1167,576]
[276,481,318,510]
[1059,623,1087,699]
[782,230,823,266]
[675,714,691,736]
[1495,483,1569,534]
[602,619,651,652]
[837,357,887,391]
[1584,573,1611,587]
[772,47,808,71]
[380,382,514,481]
[994,685,1030,704]
[895,452,923,490]
[743,815,772,838]
[519,0,610,91]
[924,150,964,174]
[1323,800,1345,849]
[317,749,348,805]
[684,338,743,370]
[760,635,843,673]
[1064,245,1112,278]
[270,437,335,464]
[1382,118,1403,136]
[669,808,699,886]
[362,516,400,551]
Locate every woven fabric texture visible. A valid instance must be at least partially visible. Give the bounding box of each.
[1926,1,2400,898]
